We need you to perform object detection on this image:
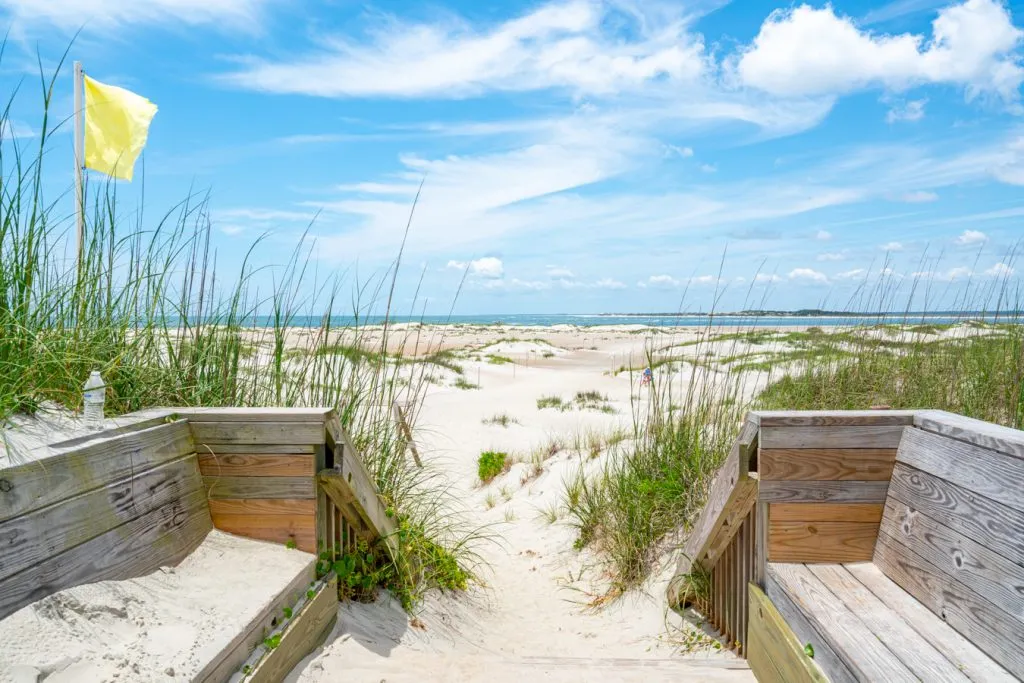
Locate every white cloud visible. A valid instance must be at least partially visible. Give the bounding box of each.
[899,190,938,203]
[886,99,927,123]
[754,273,782,283]
[223,2,706,98]
[699,163,717,173]
[665,144,694,158]
[220,225,245,236]
[881,241,905,251]
[956,229,988,245]
[642,274,682,288]
[447,257,505,278]
[817,252,846,262]
[0,119,34,139]
[735,0,1024,102]
[546,266,575,278]
[836,268,868,280]
[788,267,829,283]
[947,266,974,280]
[816,230,832,241]
[217,208,316,223]
[689,275,721,286]
[481,277,549,291]
[985,262,1016,277]
[593,277,627,290]
[0,0,266,29]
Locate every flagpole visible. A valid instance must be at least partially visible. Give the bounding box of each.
[73,61,84,267]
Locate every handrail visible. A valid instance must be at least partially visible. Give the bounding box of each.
[669,414,759,604]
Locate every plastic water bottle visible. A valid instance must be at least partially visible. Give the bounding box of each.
[83,370,106,429]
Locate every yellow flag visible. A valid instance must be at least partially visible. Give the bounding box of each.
[84,75,158,181]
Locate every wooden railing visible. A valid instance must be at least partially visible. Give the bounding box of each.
[668,414,759,653]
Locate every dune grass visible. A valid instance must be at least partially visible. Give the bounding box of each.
[565,270,1023,595]
[0,68,484,610]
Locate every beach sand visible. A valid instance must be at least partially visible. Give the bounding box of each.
[288,325,759,682]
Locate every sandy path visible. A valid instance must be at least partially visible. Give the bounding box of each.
[291,330,754,681]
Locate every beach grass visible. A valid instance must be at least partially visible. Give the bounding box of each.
[0,75,484,610]
[564,268,1023,594]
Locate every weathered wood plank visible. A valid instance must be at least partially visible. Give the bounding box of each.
[766,562,917,682]
[760,448,896,481]
[754,502,767,587]
[914,410,1024,460]
[208,498,315,516]
[0,486,211,620]
[873,531,1024,678]
[0,454,204,582]
[898,426,1024,513]
[846,562,1018,683]
[769,503,883,523]
[198,444,316,455]
[191,421,325,446]
[168,407,333,422]
[760,425,906,449]
[197,453,315,478]
[880,497,1024,625]
[754,411,917,427]
[746,583,829,683]
[243,574,338,683]
[194,558,316,683]
[204,476,315,500]
[759,480,888,503]
[887,463,1024,565]
[211,512,316,554]
[808,564,971,682]
[768,522,878,563]
[764,568,857,683]
[0,421,194,523]
[680,419,759,571]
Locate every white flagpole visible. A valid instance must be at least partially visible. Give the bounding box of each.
[73,61,85,266]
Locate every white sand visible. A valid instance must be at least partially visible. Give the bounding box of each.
[289,326,756,682]
[0,531,314,683]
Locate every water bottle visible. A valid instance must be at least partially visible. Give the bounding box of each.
[83,370,106,429]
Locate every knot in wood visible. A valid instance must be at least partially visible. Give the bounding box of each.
[0,478,11,493]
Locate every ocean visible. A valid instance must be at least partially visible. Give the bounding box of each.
[262,312,1015,328]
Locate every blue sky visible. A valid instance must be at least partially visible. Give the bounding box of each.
[1,0,1023,314]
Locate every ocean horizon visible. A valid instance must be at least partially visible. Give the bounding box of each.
[248,311,1019,328]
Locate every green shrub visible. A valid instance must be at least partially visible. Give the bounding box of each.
[478,451,508,482]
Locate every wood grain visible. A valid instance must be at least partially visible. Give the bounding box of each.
[197,453,314,478]
[766,562,918,682]
[915,410,1024,460]
[764,568,857,683]
[679,418,758,576]
[746,583,829,683]
[0,454,204,582]
[886,463,1024,565]
[208,498,315,516]
[879,497,1024,624]
[168,407,333,422]
[760,425,906,449]
[191,421,324,446]
[196,443,316,455]
[808,564,971,682]
[193,558,315,683]
[898,426,1024,513]
[0,486,211,620]
[759,480,888,503]
[754,411,917,427]
[768,521,878,563]
[769,503,883,523]
[873,531,1024,678]
[244,574,338,682]
[204,476,315,500]
[211,512,315,553]
[760,449,896,481]
[0,421,193,523]
[846,562,1018,683]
